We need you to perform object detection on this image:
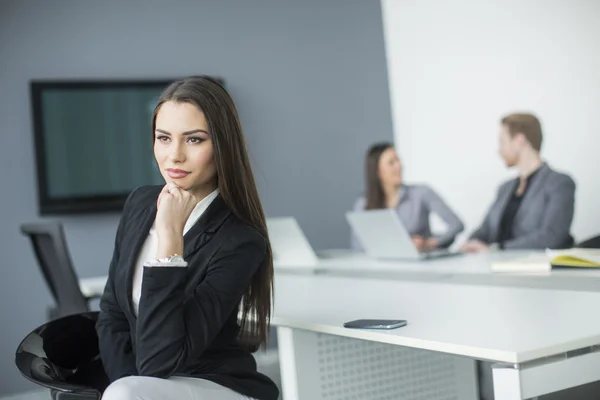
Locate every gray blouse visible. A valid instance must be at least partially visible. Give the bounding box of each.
[351,184,464,250]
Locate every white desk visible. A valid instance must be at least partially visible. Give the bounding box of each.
[79,256,600,398]
[280,251,600,292]
[79,251,600,299]
[273,273,600,399]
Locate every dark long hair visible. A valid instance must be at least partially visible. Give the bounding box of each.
[365,142,395,210]
[152,76,273,349]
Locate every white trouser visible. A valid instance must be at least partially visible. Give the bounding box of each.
[102,376,256,400]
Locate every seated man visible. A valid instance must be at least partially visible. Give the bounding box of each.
[461,113,575,252]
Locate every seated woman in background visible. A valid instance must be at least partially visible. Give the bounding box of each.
[351,142,464,251]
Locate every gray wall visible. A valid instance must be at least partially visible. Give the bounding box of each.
[0,0,392,394]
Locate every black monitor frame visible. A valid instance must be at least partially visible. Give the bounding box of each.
[29,78,223,215]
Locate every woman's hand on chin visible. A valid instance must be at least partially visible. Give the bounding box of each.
[155,182,197,258]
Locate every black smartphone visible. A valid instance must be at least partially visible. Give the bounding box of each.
[343,319,407,329]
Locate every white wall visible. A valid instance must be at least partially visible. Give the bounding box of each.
[381,0,600,244]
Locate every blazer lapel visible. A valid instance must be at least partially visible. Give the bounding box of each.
[183,195,232,259]
[515,163,550,220]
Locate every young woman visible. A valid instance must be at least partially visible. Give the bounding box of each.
[96,76,278,400]
[351,142,464,251]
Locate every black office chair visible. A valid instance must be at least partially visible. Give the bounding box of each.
[15,312,109,400]
[21,222,98,320]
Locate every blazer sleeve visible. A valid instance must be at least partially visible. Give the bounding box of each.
[96,188,139,382]
[350,197,365,251]
[422,186,464,247]
[503,176,576,250]
[134,228,266,378]
[470,216,492,243]
[469,185,505,244]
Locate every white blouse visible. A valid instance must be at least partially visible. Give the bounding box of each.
[131,188,220,315]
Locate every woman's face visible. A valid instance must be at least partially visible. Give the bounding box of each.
[153,101,217,198]
[378,147,403,188]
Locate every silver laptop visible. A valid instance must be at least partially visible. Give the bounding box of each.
[267,217,320,267]
[267,217,356,267]
[346,209,461,261]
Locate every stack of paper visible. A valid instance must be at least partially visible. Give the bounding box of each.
[491,248,600,273]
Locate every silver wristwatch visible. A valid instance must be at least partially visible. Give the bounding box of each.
[156,254,185,263]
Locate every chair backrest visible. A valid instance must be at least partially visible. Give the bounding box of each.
[15,311,108,398]
[21,222,89,318]
[578,235,600,249]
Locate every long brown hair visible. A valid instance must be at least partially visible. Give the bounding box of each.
[152,76,273,349]
[365,142,395,209]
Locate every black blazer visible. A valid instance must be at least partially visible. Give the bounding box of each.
[96,185,279,400]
